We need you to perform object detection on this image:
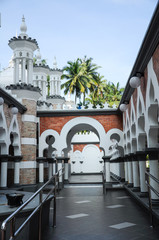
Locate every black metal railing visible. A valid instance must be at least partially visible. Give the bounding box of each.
[145,171,159,227]
[102,167,106,195]
[1,168,65,240]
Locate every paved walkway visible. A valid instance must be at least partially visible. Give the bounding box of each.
[42,184,159,240]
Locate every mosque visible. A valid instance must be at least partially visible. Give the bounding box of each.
[0,4,159,239]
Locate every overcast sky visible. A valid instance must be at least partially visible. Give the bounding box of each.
[0,0,158,88]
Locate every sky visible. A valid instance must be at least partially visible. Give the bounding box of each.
[0,0,158,89]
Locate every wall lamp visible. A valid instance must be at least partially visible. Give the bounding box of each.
[11,107,18,115]
[0,97,4,105]
[119,101,129,112]
[129,73,142,88]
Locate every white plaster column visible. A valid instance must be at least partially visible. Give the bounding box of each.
[56,158,63,187]
[14,161,20,184]
[15,59,20,83]
[149,160,159,200]
[42,81,46,101]
[127,155,133,187]
[147,149,159,201]
[22,58,26,83]
[103,157,110,182]
[28,59,33,84]
[1,161,8,188]
[57,81,61,95]
[49,163,53,179]
[53,160,56,175]
[119,161,125,180]
[13,59,16,84]
[55,81,57,94]
[124,161,128,182]
[64,158,69,183]
[38,80,42,90]
[37,157,45,183]
[137,152,147,196]
[132,158,140,189]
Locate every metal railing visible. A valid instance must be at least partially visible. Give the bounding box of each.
[1,168,65,240]
[145,171,159,227]
[102,167,106,195]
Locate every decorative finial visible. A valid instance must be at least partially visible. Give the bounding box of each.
[20,15,28,38]
[53,56,57,69]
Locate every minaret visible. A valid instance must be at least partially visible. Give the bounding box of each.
[8,16,38,85]
[50,57,63,95]
[33,48,49,101]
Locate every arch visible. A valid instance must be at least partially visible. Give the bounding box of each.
[106,128,123,153]
[59,117,107,155]
[9,114,21,155]
[0,105,9,154]
[39,129,60,157]
[82,144,103,173]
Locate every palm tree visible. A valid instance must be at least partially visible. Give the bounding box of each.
[61,57,100,104]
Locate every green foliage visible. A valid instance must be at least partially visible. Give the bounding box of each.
[61,56,124,107]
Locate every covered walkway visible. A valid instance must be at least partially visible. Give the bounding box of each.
[42,178,159,240]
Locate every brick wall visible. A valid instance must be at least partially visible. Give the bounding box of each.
[73,143,102,152]
[40,114,123,135]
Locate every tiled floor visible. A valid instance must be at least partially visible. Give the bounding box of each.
[42,185,159,240]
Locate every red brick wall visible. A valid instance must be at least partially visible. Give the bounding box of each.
[40,114,123,135]
[73,143,102,152]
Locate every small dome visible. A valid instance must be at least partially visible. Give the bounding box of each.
[20,15,28,37]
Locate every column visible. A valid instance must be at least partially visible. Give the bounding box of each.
[15,59,20,83]
[56,157,64,189]
[42,81,46,101]
[14,156,22,185]
[146,148,159,204]
[0,155,8,188]
[28,59,33,84]
[22,58,26,83]
[57,81,61,95]
[127,154,133,187]
[37,157,45,184]
[64,158,70,184]
[124,156,128,183]
[52,159,56,175]
[131,153,140,191]
[47,158,53,180]
[13,60,16,84]
[102,156,112,187]
[136,151,148,197]
[119,157,125,181]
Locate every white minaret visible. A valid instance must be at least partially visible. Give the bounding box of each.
[8,16,38,85]
[50,57,62,95]
[33,48,49,101]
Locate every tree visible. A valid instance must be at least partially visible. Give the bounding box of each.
[61,57,100,104]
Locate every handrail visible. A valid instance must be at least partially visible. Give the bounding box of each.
[102,167,106,195]
[1,168,65,240]
[145,171,159,228]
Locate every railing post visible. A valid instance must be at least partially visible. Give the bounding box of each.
[1,229,6,240]
[53,177,56,228]
[39,191,43,240]
[10,217,15,239]
[146,172,154,228]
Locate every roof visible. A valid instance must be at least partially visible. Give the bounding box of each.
[120,2,159,106]
[0,87,27,114]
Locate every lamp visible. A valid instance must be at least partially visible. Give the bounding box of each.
[129,76,141,88]
[0,97,4,105]
[11,107,18,115]
[119,103,128,112]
